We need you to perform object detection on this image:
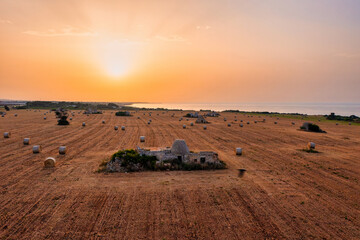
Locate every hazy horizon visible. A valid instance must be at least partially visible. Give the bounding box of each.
[1,0,360,103]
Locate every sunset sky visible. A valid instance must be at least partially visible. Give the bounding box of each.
[0,0,359,103]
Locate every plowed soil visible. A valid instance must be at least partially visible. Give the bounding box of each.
[0,110,359,239]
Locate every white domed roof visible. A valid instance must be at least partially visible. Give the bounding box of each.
[171,139,190,155]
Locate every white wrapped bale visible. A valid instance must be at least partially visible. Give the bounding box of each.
[114,126,119,130]
[44,117,47,120]
[23,138,30,145]
[240,124,243,127]
[236,148,242,155]
[3,132,10,138]
[307,142,315,149]
[33,145,42,153]
[121,126,125,130]
[44,157,56,168]
[140,136,145,142]
[82,122,86,127]
[59,146,67,155]
[183,124,186,129]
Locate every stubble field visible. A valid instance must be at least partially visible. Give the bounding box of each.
[0,110,359,239]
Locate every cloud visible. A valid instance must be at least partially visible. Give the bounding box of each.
[196,25,211,30]
[155,35,187,42]
[116,38,149,45]
[334,53,360,59]
[23,26,98,37]
[0,19,12,24]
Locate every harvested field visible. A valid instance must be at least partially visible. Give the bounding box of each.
[0,110,359,239]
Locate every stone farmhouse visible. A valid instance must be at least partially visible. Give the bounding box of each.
[137,139,219,164]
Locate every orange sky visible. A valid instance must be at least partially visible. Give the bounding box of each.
[0,0,360,103]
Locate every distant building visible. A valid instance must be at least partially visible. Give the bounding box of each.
[206,111,220,117]
[195,115,209,124]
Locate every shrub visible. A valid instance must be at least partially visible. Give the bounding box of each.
[110,149,157,171]
[58,116,70,125]
[115,111,131,116]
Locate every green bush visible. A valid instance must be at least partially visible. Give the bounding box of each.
[308,123,321,132]
[115,111,131,116]
[110,149,157,170]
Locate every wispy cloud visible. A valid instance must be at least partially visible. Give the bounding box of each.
[116,38,149,45]
[0,19,12,24]
[196,25,211,30]
[23,26,98,37]
[334,53,360,59]
[155,35,187,42]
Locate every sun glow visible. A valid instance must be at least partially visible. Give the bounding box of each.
[98,40,134,78]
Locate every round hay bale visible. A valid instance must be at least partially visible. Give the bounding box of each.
[203,125,207,130]
[114,126,118,130]
[240,124,243,127]
[307,142,315,149]
[274,122,277,124]
[227,123,231,127]
[69,117,72,120]
[23,138,30,145]
[82,122,86,127]
[292,122,295,125]
[59,146,67,155]
[121,126,125,130]
[254,121,257,123]
[247,122,250,124]
[183,124,186,129]
[137,117,140,119]
[102,120,105,124]
[224,118,227,121]
[336,123,338,125]
[44,157,56,168]
[349,122,352,125]
[148,121,151,124]
[3,132,10,138]
[235,119,238,122]
[236,148,242,155]
[14,114,18,117]
[140,136,145,142]
[44,117,47,120]
[240,120,243,122]
[33,145,42,153]
[190,122,194,126]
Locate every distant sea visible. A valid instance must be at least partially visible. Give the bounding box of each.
[127,103,360,116]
